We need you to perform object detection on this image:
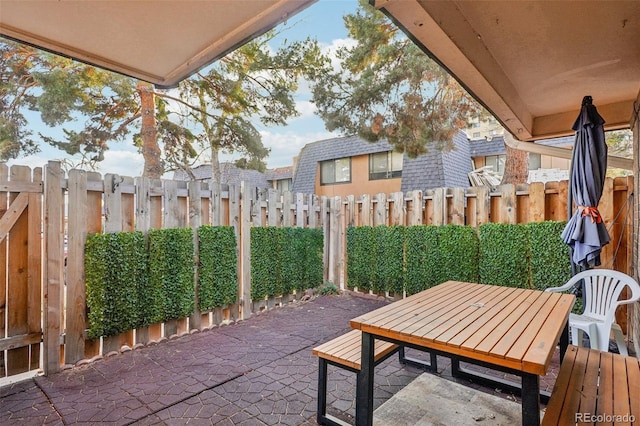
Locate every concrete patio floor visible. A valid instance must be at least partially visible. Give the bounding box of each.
[0,292,561,425]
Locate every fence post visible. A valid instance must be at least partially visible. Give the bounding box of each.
[240,182,252,320]
[321,196,330,283]
[296,193,305,228]
[189,180,202,330]
[43,161,62,375]
[229,184,240,321]
[328,196,342,287]
[65,170,87,364]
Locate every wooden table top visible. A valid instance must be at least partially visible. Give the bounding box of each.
[350,281,575,376]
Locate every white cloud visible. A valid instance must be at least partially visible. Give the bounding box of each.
[293,100,318,120]
[97,150,145,177]
[322,37,356,70]
[261,129,338,168]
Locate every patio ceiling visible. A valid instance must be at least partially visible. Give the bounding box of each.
[0,0,316,89]
[372,0,640,142]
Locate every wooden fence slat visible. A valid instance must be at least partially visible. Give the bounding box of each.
[308,194,316,228]
[282,191,293,227]
[268,189,278,227]
[229,184,240,322]
[134,176,151,344]
[0,163,7,377]
[210,181,221,226]
[65,170,88,364]
[432,188,445,225]
[27,167,42,370]
[374,193,387,226]
[321,196,329,282]
[450,188,465,225]
[499,184,517,224]
[476,186,490,226]
[6,166,30,375]
[296,193,305,228]
[328,196,341,286]
[240,182,252,320]
[407,191,422,226]
[529,182,545,222]
[189,180,202,330]
[360,194,371,227]
[44,161,63,375]
[346,195,356,228]
[390,192,404,225]
[121,176,135,232]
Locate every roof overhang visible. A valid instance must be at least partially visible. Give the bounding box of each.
[0,0,316,89]
[372,0,640,141]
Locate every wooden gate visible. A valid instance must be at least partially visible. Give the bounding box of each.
[0,164,43,380]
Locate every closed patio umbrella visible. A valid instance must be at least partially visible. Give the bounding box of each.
[561,96,610,269]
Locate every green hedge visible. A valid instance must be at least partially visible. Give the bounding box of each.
[479,223,530,287]
[198,226,238,311]
[438,225,480,284]
[251,227,323,300]
[347,222,567,294]
[401,225,479,295]
[346,226,375,291]
[527,221,571,290]
[250,227,281,300]
[404,225,440,294]
[148,228,194,321]
[85,232,147,339]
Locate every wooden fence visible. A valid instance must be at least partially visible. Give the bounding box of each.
[0,161,635,380]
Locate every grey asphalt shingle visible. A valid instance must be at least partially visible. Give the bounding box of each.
[173,163,269,188]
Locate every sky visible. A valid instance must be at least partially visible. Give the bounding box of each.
[6,0,360,177]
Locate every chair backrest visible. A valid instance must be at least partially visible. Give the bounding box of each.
[565,269,640,323]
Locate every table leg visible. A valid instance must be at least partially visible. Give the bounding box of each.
[521,373,540,426]
[559,321,569,363]
[355,332,375,426]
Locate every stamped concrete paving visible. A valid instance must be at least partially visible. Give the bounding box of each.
[0,292,559,425]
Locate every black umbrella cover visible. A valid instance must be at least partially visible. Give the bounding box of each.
[561,96,610,268]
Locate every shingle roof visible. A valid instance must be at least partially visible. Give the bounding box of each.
[292,132,472,194]
[264,166,293,181]
[400,131,472,192]
[172,162,269,188]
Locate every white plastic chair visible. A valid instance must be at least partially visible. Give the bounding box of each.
[545,269,640,356]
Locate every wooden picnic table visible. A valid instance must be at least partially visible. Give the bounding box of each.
[350,280,575,426]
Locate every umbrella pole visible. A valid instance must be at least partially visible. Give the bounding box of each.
[567,150,577,276]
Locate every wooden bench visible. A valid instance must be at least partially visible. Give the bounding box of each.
[312,330,436,426]
[542,345,640,425]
